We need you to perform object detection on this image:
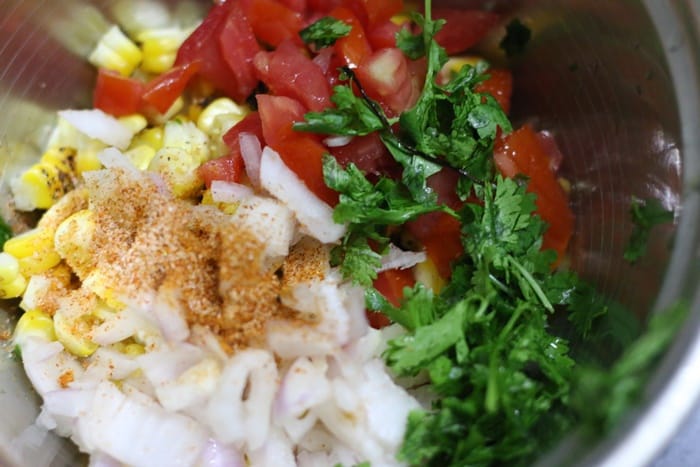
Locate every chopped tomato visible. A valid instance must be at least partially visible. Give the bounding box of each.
[257,94,337,205]
[175,2,257,101]
[253,40,332,112]
[369,268,416,328]
[142,61,200,114]
[222,112,264,150]
[367,21,402,50]
[218,2,262,101]
[329,6,372,68]
[330,133,399,179]
[475,68,513,114]
[356,47,416,115]
[431,8,500,55]
[198,153,245,187]
[360,0,403,26]
[93,68,143,117]
[248,0,304,47]
[307,0,342,14]
[494,125,574,260]
[278,0,306,13]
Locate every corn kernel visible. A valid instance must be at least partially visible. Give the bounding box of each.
[196,97,248,138]
[124,145,157,170]
[118,114,148,134]
[0,274,27,299]
[130,126,164,151]
[17,253,62,277]
[53,307,100,357]
[89,25,143,76]
[0,252,21,284]
[10,147,79,211]
[137,27,188,74]
[415,258,446,294]
[83,270,125,311]
[13,309,56,345]
[201,189,239,215]
[54,209,97,279]
[4,228,54,259]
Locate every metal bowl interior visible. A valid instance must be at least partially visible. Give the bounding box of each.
[0,0,698,466]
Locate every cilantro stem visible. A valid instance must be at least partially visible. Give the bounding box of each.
[508,256,554,312]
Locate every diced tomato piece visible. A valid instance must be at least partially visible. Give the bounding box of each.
[356,47,416,115]
[257,94,308,145]
[257,95,337,205]
[253,40,332,112]
[360,0,403,26]
[218,2,262,101]
[329,6,372,68]
[367,21,402,50]
[494,125,574,260]
[93,68,143,117]
[431,8,500,55]
[330,133,399,178]
[307,0,342,14]
[278,0,306,13]
[142,61,200,114]
[248,0,304,47]
[222,112,264,150]
[369,267,416,328]
[475,68,513,114]
[198,153,246,188]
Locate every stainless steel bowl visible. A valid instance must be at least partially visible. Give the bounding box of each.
[0,0,698,465]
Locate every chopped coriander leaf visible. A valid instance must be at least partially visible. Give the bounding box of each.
[500,18,532,57]
[624,197,674,262]
[299,17,352,49]
[0,215,11,248]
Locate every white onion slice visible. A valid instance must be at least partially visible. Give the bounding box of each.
[58,109,134,150]
[239,132,262,187]
[323,135,352,148]
[196,438,245,467]
[210,180,254,203]
[378,244,427,272]
[96,147,138,172]
[260,146,346,243]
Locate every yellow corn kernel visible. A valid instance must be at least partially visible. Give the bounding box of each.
[415,258,446,294]
[391,13,411,26]
[53,307,100,357]
[4,227,54,259]
[0,252,21,285]
[10,147,78,212]
[13,309,56,344]
[118,114,148,134]
[0,275,27,299]
[201,189,239,215]
[124,145,157,171]
[130,126,164,152]
[196,97,249,138]
[75,143,106,174]
[17,253,62,278]
[137,27,188,74]
[83,270,125,311]
[89,25,143,76]
[54,209,97,279]
[112,338,145,356]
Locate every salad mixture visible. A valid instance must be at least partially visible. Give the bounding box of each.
[0,0,683,466]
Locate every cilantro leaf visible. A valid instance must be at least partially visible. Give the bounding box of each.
[624,197,674,262]
[299,17,352,49]
[499,18,532,57]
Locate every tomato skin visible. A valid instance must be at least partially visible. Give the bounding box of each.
[367,21,402,50]
[494,125,574,260]
[175,2,259,102]
[307,0,342,14]
[475,68,513,114]
[222,112,264,149]
[356,47,416,115]
[431,8,500,55]
[253,40,332,112]
[360,0,403,26]
[330,133,399,179]
[198,153,245,187]
[329,6,372,68]
[257,94,337,205]
[248,0,304,47]
[278,0,306,13]
[93,68,143,117]
[218,2,262,101]
[142,61,200,114]
[369,268,416,328]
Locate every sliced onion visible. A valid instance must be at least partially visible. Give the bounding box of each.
[378,244,427,272]
[259,146,346,243]
[58,109,134,150]
[210,180,254,203]
[239,132,262,187]
[323,135,352,148]
[96,147,138,172]
[196,438,245,467]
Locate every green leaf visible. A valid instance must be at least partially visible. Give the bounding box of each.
[624,197,674,262]
[499,18,532,57]
[299,17,352,49]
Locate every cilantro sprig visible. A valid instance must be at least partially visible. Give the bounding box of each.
[299,17,352,49]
